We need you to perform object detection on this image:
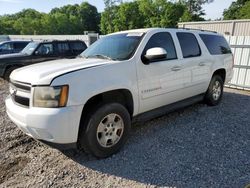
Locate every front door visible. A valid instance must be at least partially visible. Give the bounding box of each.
[32,43,57,64]
[136,32,186,114]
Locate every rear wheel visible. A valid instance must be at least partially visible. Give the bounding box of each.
[204,75,224,106]
[78,103,131,158]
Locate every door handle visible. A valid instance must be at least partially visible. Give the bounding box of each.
[171,66,182,71]
[199,62,206,66]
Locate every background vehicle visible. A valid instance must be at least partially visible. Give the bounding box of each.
[5,28,233,158]
[0,41,30,55]
[0,40,87,80]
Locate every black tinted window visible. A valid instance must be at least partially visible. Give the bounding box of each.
[177,32,201,58]
[200,34,232,55]
[70,42,87,51]
[14,42,28,49]
[58,42,70,53]
[143,32,177,60]
[36,43,54,55]
[0,43,13,50]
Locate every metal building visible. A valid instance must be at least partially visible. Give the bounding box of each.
[178,19,250,90]
[178,19,250,36]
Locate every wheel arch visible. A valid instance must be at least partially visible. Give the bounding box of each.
[212,68,226,83]
[3,64,23,78]
[77,89,134,146]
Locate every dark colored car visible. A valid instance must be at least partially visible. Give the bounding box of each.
[0,40,87,80]
[0,41,30,55]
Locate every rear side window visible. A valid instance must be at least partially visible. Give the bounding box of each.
[177,32,201,58]
[14,42,28,49]
[143,32,177,60]
[57,42,70,53]
[200,34,232,55]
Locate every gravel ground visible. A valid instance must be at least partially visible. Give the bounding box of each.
[0,78,250,188]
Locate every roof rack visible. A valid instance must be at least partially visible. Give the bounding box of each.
[179,27,217,33]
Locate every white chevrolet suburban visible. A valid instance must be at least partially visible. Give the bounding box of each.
[5,28,233,158]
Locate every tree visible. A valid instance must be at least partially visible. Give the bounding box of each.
[178,0,213,21]
[223,0,250,20]
[0,2,100,35]
[113,1,145,31]
[239,1,250,18]
[138,0,185,28]
[101,0,123,34]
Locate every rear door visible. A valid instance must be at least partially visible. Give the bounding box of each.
[32,43,57,64]
[57,42,74,58]
[176,32,211,96]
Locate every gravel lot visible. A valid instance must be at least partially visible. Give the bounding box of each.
[0,78,250,188]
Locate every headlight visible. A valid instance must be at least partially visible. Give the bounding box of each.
[33,85,69,108]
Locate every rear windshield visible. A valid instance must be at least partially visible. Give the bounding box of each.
[199,34,231,55]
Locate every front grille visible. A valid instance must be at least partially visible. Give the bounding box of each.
[11,82,31,92]
[10,80,31,108]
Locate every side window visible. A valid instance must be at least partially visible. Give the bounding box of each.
[143,32,177,61]
[14,42,28,50]
[58,42,70,54]
[177,32,201,58]
[199,34,232,55]
[0,43,13,50]
[70,42,87,51]
[36,43,54,55]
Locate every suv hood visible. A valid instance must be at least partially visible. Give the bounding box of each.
[10,58,111,85]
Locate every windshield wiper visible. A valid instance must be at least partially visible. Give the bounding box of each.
[86,54,114,61]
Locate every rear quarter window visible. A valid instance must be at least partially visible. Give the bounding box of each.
[70,41,87,51]
[199,34,232,55]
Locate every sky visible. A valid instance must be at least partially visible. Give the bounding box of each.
[0,0,235,20]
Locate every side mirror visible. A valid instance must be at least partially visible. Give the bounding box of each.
[34,51,39,55]
[142,47,167,64]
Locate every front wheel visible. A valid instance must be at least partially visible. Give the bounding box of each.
[78,103,131,158]
[204,75,224,106]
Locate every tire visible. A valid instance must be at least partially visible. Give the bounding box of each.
[204,75,224,106]
[4,66,19,81]
[78,103,131,158]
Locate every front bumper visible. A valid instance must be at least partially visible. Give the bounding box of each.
[5,95,83,148]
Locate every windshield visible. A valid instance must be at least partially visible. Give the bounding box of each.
[21,42,39,55]
[81,33,144,61]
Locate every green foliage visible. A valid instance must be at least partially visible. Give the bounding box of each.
[223,0,250,20]
[0,0,216,35]
[239,1,250,18]
[100,0,212,34]
[0,2,100,35]
[113,2,144,31]
[179,0,213,17]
